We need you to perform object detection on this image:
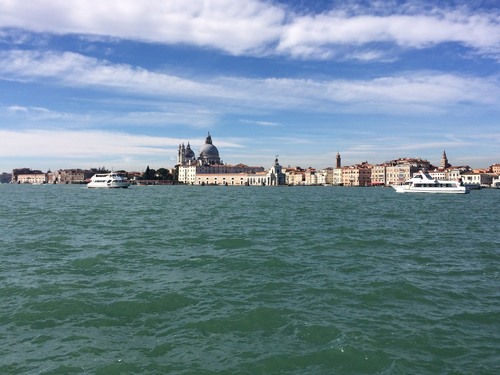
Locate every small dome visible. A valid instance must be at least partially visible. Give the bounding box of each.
[185,143,195,159]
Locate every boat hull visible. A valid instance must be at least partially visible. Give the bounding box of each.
[392,185,468,194]
[87,183,129,188]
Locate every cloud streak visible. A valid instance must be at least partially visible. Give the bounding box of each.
[0,129,172,157]
[1,50,498,115]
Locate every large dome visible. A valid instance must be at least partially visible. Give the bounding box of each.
[199,143,219,158]
[199,133,221,165]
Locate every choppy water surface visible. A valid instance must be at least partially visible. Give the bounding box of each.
[1,184,499,374]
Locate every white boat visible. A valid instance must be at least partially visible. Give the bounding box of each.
[87,172,130,188]
[392,171,469,194]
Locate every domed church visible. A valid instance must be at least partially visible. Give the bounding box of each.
[177,133,222,166]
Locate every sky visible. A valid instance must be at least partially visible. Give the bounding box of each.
[0,0,499,173]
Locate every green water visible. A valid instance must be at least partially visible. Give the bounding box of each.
[1,184,499,374]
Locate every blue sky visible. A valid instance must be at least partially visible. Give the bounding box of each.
[0,0,499,172]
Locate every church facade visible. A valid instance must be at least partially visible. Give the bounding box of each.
[176,133,285,185]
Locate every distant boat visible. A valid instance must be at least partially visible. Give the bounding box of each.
[392,171,469,194]
[87,173,130,188]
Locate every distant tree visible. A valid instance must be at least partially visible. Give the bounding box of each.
[143,166,155,180]
[156,168,172,180]
[91,167,110,173]
[0,173,12,183]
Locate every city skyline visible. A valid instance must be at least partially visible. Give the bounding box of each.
[4,146,498,176]
[1,0,499,172]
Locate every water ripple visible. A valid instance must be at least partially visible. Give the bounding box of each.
[0,185,498,374]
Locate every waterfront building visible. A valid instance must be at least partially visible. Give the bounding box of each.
[491,164,500,174]
[279,166,327,186]
[332,168,343,185]
[492,176,500,188]
[195,172,253,186]
[178,162,265,184]
[371,164,388,186]
[194,157,285,186]
[17,173,47,184]
[428,169,446,180]
[386,164,418,185]
[283,167,305,185]
[445,167,468,180]
[51,169,86,184]
[461,171,493,188]
[304,168,318,185]
[384,158,430,185]
[321,167,334,185]
[427,166,470,181]
[11,168,44,183]
[342,162,372,186]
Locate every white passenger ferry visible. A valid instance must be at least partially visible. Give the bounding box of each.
[87,172,130,188]
[392,171,469,194]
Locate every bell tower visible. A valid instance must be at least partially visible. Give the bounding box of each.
[177,143,186,165]
[440,150,450,169]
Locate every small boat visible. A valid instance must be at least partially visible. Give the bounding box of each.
[392,171,469,194]
[87,172,130,188]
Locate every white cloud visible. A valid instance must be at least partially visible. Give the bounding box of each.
[240,119,281,127]
[0,1,498,60]
[278,9,500,59]
[0,0,284,55]
[323,74,499,108]
[6,105,29,113]
[3,105,81,121]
